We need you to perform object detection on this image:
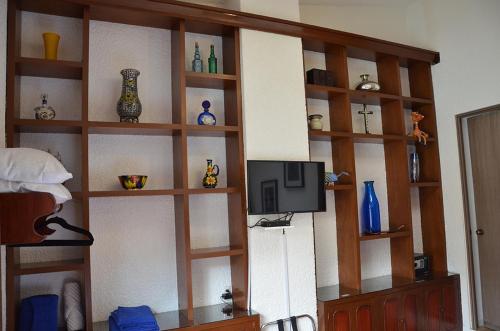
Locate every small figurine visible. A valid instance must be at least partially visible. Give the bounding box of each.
[325,171,350,187]
[358,104,373,134]
[411,111,429,145]
[203,159,219,188]
[355,74,380,91]
[197,100,216,125]
[34,94,56,120]
[192,42,203,73]
[308,114,323,131]
[208,44,217,74]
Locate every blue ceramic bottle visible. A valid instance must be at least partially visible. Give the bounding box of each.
[197,100,216,125]
[361,181,381,234]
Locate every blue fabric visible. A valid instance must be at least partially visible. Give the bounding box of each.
[19,294,59,331]
[108,306,159,331]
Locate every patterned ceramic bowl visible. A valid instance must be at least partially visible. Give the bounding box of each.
[118,175,148,190]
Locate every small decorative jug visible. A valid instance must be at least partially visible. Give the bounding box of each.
[192,42,203,73]
[361,181,381,234]
[203,159,220,188]
[355,74,381,91]
[34,94,56,120]
[197,100,216,125]
[117,69,142,123]
[308,114,323,130]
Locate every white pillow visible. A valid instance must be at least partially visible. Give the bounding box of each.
[0,179,72,204]
[0,148,72,184]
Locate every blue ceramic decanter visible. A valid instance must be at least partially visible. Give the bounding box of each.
[361,181,381,234]
[197,100,216,125]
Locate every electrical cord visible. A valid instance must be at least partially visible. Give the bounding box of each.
[248,212,294,228]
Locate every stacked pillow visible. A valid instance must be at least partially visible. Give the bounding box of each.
[0,148,73,204]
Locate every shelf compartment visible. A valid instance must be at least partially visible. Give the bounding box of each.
[185,72,237,89]
[309,130,352,141]
[359,231,411,241]
[409,181,440,188]
[89,189,184,198]
[352,133,404,144]
[349,90,400,106]
[17,0,84,18]
[88,122,182,136]
[13,119,82,134]
[402,96,433,108]
[190,246,244,260]
[186,125,239,137]
[305,84,347,100]
[188,187,240,195]
[13,259,85,276]
[16,57,82,80]
[325,184,354,191]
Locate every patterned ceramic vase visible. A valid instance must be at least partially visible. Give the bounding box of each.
[197,100,216,125]
[34,94,56,120]
[117,69,142,123]
[202,159,219,188]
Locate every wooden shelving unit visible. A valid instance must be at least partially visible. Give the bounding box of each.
[5,1,251,330]
[303,36,447,292]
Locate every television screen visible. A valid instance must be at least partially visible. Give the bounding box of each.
[247,160,326,215]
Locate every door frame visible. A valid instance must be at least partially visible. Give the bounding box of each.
[456,104,500,330]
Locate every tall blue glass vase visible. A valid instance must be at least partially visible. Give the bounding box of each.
[361,181,381,234]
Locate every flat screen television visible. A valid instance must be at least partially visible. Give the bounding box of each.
[247,160,326,215]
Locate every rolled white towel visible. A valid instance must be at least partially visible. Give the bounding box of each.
[64,282,84,331]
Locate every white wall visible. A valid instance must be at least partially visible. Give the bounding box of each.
[301,1,500,329]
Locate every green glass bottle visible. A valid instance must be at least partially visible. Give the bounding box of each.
[208,44,217,74]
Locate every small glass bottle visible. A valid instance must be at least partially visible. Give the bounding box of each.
[192,42,203,72]
[409,153,420,183]
[362,181,381,234]
[197,100,216,125]
[208,44,217,74]
[33,94,56,120]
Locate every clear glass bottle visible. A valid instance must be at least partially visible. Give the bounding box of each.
[409,152,420,183]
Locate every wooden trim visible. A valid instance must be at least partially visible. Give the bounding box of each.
[19,0,439,64]
[455,104,500,330]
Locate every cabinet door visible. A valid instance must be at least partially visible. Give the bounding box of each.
[425,287,442,331]
[441,283,460,331]
[384,296,401,331]
[402,292,418,331]
[332,310,351,331]
[356,304,373,331]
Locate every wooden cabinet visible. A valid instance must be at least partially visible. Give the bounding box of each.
[319,275,461,331]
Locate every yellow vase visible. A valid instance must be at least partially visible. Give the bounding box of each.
[43,32,60,60]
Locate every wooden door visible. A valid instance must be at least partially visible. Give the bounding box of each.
[355,304,373,331]
[384,296,401,331]
[425,287,442,331]
[332,310,351,331]
[468,109,500,329]
[402,292,418,331]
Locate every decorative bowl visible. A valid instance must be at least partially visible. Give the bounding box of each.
[118,175,148,190]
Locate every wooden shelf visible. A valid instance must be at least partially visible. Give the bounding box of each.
[88,122,182,136]
[13,119,82,134]
[406,135,436,144]
[185,72,237,89]
[186,125,239,137]
[402,96,433,108]
[305,84,347,100]
[349,90,400,106]
[89,189,184,198]
[17,0,84,18]
[352,133,404,144]
[410,181,440,188]
[325,184,354,191]
[309,130,352,141]
[190,246,244,260]
[188,187,240,195]
[13,259,85,276]
[15,57,82,80]
[359,231,411,241]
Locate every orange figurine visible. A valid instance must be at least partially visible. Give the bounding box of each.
[411,111,429,145]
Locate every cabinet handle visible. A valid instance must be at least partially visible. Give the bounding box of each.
[402,320,407,331]
[476,229,484,235]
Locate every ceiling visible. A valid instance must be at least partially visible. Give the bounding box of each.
[299,0,414,5]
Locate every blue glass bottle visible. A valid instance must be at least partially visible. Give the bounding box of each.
[197,100,216,125]
[361,181,381,234]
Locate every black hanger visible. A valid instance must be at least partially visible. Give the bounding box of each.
[9,216,94,247]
